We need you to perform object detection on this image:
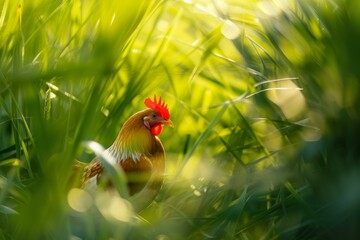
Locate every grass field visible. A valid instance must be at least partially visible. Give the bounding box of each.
[1,0,360,239]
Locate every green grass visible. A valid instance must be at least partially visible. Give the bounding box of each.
[1,0,360,239]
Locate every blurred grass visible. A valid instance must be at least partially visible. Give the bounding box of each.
[1,0,360,239]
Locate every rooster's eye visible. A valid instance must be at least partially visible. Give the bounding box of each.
[152,114,157,118]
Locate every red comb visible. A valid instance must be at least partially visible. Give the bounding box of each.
[144,95,170,119]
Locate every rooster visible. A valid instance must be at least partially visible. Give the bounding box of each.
[78,95,173,211]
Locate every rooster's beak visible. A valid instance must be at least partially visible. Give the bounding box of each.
[161,119,174,128]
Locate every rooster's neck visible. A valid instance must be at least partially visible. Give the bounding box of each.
[106,110,157,163]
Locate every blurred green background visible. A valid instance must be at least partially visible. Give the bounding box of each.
[1,0,360,239]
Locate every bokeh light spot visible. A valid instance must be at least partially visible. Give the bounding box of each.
[67,188,93,213]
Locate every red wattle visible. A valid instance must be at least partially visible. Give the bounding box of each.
[151,124,163,136]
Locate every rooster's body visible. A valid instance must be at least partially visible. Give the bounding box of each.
[79,96,173,210]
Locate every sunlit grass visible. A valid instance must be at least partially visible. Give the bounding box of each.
[1,0,360,239]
